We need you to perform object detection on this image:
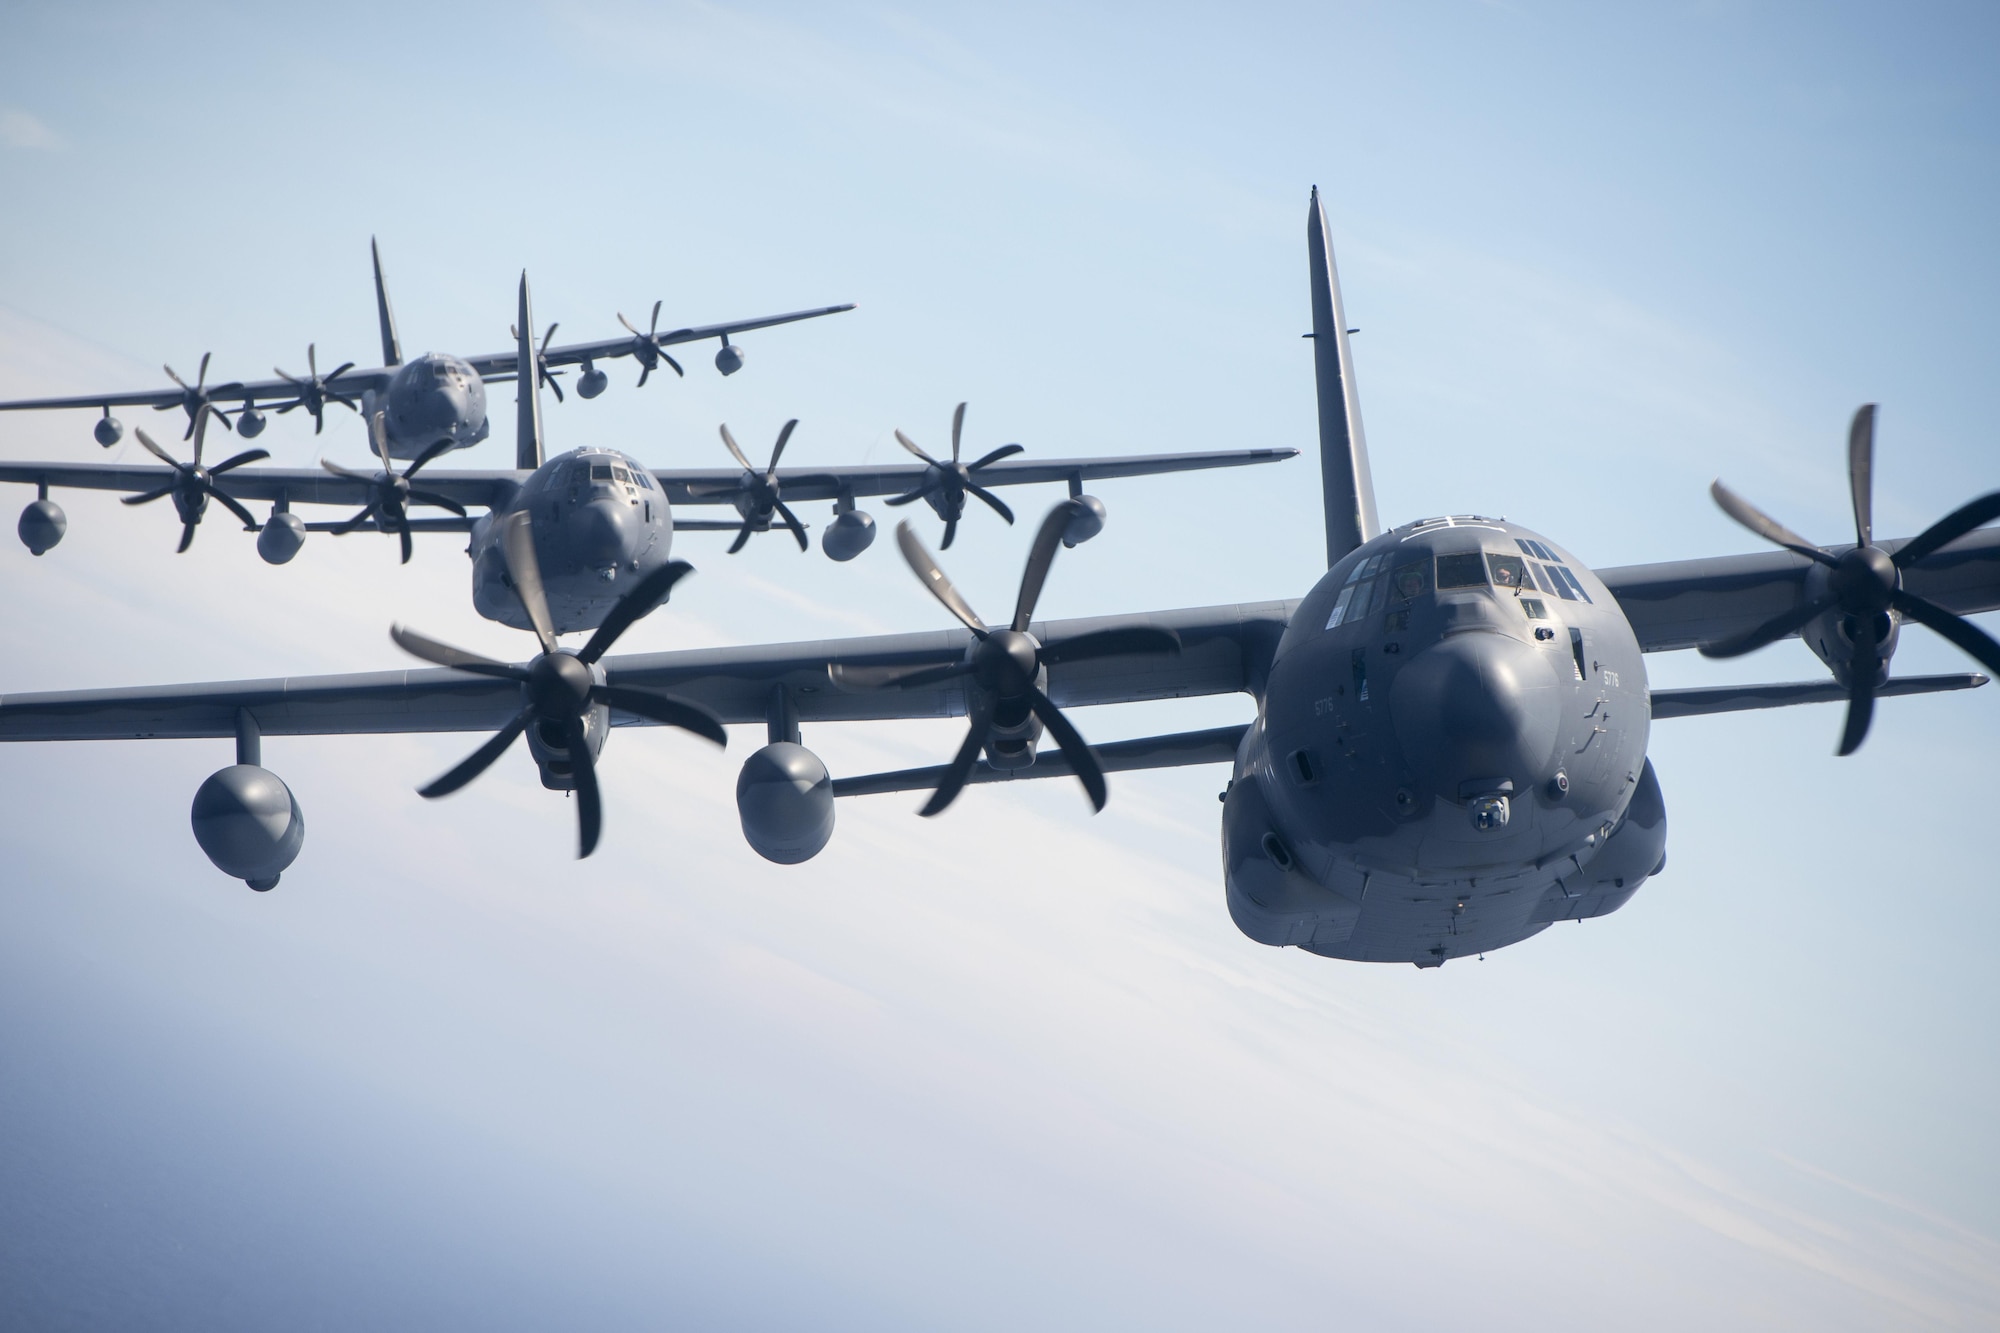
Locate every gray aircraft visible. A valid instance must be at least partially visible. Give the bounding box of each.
[0,237,855,459]
[0,273,1296,625]
[3,188,1997,969]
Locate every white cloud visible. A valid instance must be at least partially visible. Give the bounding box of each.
[0,107,61,151]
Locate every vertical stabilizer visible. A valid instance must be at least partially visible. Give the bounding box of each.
[1306,187,1379,566]
[371,237,403,367]
[515,273,544,471]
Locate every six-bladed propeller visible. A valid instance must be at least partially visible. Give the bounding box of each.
[687,419,841,553]
[156,352,245,439]
[320,412,469,564]
[272,344,359,434]
[854,503,1180,815]
[885,402,1025,549]
[510,322,569,402]
[123,409,267,553]
[1702,403,2000,754]
[391,511,727,857]
[617,301,685,387]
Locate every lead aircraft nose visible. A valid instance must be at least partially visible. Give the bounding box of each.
[576,496,633,566]
[1389,624,1561,800]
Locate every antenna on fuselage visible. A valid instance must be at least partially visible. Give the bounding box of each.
[1306,186,1379,567]
[371,237,403,368]
[515,272,544,471]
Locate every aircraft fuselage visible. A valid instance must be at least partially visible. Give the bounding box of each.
[375,353,491,460]
[1226,515,1663,967]
[470,447,674,634]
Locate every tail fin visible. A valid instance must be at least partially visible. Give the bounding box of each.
[1307,187,1379,566]
[371,237,403,368]
[515,273,544,471]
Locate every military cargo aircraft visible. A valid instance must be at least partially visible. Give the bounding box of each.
[0,236,855,458]
[3,189,1995,969]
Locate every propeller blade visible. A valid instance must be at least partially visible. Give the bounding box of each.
[391,624,529,679]
[209,448,270,475]
[766,418,798,481]
[307,343,317,376]
[895,521,987,634]
[577,559,694,665]
[330,505,378,536]
[1698,594,1836,659]
[275,369,306,388]
[719,422,755,472]
[407,489,468,517]
[919,693,996,818]
[1710,480,1837,566]
[967,483,1015,525]
[658,350,683,378]
[211,490,261,531]
[1892,590,2000,678]
[1041,625,1183,664]
[320,458,375,482]
[401,435,458,480]
[1026,686,1107,812]
[196,351,211,388]
[1836,612,1881,757]
[884,488,929,507]
[727,521,754,554]
[829,660,973,691]
[499,511,559,656]
[163,364,189,390]
[635,362,651,389]
[133,428,185,470]
[370,411,395,473]
[649,299,662,337]
[326,362,355,382]
[774,500,809,552]
[940,515,958,550]
[399,526,413,564]
[176,520,197,554]
[1893,491,2000,568]
[683,481,746,499]
[564,714,602,859]
[618,311,641,337]
[1848,404,1876,549]
[1011,503,1074,632]
[950,401,966,464]
[122,484,175,507]
[419,707,531,798]
[967,444,1025,471]
[894,429,940,467]
[592,685,728,746]
[540,323,558,355]
[546,373,564,404]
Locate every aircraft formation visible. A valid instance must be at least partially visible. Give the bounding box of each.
[3,194,1997,968]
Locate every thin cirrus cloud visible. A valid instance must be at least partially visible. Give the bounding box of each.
[0,107,60,151]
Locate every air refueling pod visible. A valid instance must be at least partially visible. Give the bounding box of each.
[190,713,305,890]
[18,485,65,555]
[822,494,877,562]
[737,689,834,862]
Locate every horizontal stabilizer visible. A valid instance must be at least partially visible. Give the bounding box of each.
[832,723,1247,798]
[1650,672,1986,720]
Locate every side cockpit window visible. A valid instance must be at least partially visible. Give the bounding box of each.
[1487,553,1527,588]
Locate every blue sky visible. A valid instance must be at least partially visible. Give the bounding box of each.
[2,3,1998,1328]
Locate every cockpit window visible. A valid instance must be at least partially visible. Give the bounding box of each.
[1435,553,1489,589]
[591,463,613,481]
[612,466,632,484]
[1390,561,1429,600]
[1487,553,1528,588]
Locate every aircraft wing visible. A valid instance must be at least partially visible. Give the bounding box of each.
[0,370,392,415]
[648,448,1300,505]
[0,462,525,512]
[1598,527,2000,652]
[461,303,858,378]
[0,601,1292,742]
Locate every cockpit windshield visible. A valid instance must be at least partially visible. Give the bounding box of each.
[1434,553,1488,589]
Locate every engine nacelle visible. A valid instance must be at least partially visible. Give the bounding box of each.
[715,341,744,376]
[257,511,306,564]
[18,498,66,555]
[1062,494,1106,547]
[821,508,877,562]
[577,361,608,399]
[236,405,267,438]
[191,764,305,890]
[94,413,124,447]
[736,742,834,864]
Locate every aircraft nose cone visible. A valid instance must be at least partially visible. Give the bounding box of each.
[1389,629,1562,797]
[577,497,631,563]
